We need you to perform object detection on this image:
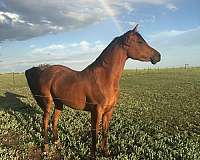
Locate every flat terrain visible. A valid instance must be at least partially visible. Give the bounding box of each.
[0,68,200,159]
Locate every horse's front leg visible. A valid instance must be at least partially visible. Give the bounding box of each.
[91,106,102,158]
[101,108,113,157]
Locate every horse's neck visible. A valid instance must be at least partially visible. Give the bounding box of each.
[88,40,128,84]
[103,46,127,78]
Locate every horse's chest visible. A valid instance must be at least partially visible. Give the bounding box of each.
[90,83,119,103]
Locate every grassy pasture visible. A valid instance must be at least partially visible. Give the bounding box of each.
[0,68,200,159]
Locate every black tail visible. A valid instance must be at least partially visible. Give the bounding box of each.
[25,65,50,108]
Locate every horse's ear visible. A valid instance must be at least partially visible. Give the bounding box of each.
[132,24,139,32]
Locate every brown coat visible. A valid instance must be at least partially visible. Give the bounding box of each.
[25,25,161,158]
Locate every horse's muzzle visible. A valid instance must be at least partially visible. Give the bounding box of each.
[151,51,161,64]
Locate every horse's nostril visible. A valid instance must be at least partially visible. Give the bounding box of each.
[151,52,161,64]
[156,52,161,61]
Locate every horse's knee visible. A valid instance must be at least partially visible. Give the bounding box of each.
[43,111,51,125]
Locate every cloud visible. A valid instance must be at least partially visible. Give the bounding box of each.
[166,3,177,11]
[126,0,168,5]
[149,26,200,47]
[0,0,174,42]
[147,26,200,67]
[30,40,105,57]
[31,44,66,57]
[0,0,107,42]
[0,11,25,24]
[0,40,106,72]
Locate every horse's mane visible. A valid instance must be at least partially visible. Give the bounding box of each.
[85,36,122,70]
[37,64,51,71]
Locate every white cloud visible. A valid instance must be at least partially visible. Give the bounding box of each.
[123,0,169,5]
[0,11,25,24]
[149,27,200,45]
[79,41,91,51]
[30,41,105,57]
[0,0,174,42]
[166,3,177,11]
[0,40,106,72]
[120,2,135,12]
[150,30,186,41]
[146,26,200,67]
[31,44,66,56]
[0,0,108,42]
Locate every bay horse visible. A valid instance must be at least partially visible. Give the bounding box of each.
[25,24,161,158]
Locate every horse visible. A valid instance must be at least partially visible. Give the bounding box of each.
[25,24,161,158]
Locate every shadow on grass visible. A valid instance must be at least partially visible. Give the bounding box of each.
[0,91,41,114]
[0,92,96,159]
[0,91,44,159]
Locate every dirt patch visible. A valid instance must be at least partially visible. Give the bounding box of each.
[0,130,21,149]
[26,146,42,160]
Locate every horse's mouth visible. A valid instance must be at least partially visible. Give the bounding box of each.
[151,52,161,64]
[151,58,157,64]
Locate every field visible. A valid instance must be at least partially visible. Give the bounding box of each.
[0,68,200,160]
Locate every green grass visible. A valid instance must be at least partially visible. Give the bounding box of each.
[0,68,200,159]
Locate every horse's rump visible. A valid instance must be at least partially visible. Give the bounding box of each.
[25,65,50,108]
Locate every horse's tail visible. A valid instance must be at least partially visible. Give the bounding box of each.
[25,65,50,108]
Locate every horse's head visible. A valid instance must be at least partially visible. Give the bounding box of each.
[121,24,161,64]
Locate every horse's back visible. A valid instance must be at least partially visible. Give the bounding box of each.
[39,65,78,96]
[39,65,76,83]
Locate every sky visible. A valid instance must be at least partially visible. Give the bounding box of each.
[0,0,200,72]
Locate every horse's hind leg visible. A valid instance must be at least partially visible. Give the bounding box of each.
[52,101,63,145]
[42,97,53,155]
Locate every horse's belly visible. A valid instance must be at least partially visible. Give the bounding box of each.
[61,95,86,110]
[56,86,86,110]
[52,75,90,110]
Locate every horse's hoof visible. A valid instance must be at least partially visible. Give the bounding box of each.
[53,139,62,150]
[89,155,96,160]
[89,151,96,160]
[43,151,48,156]
[53,139,60,145]
[43,144,49,155]
[102,149,111,157]
[99,145,111,157]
